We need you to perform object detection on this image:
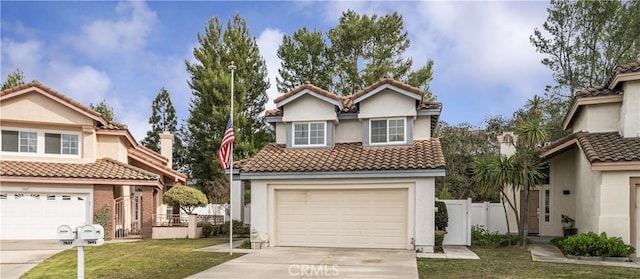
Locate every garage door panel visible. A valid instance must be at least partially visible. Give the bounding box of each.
[1,192,88,240]
[276,188,407,249]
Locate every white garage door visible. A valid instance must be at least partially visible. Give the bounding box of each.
[0,192,89,240]
[276,188,407,249]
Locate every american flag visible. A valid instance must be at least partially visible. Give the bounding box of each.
[217,117,235,169]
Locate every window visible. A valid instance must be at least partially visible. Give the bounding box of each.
[45,133,79,155]
[293,122,325,146]
[370,118,405,144]
[544,189,550,222]
[1,129,80,156]
[2,130,36,152]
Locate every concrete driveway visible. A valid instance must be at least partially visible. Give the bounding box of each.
[187,247,418,279]
[0,240,67,279]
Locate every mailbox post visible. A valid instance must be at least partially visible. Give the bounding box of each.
[57,224,105,279]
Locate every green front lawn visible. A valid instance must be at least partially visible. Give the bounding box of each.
[418,247,639,279]
[22,238,241,279]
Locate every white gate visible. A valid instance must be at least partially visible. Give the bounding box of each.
[441,199,471,245]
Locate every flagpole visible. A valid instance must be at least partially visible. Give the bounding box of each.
[228,61,236,255]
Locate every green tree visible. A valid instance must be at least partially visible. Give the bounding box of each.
[276,27,334,92]
[141,87,185,171]
[278,10,435,97]
[1,68,25,90]
[90,100,116,122]
[163,185,208,214]
[185,14,272,197]
[514,96,549,248]
[531,0,640,95]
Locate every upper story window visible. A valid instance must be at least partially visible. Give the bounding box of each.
[1,128,80,156]
[2,130,37,153]
[370,118,405,144]
[45,133,79,155]
[293,122,325,146]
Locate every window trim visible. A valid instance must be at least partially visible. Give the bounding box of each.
[291,122,326,147]
[1,127,81,157]
[369,118,406,145]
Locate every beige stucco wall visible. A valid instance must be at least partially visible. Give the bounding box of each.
[1,92,93,126]
[574,145,601,234]
[358,89,417,119]
[335,119,361,143]
[413,117,431,139]
[572,103,620,133]
[250,177,434,251]
[281,95,337,122]
[598,170,640,243]
[540,149,577,236]
[97,134,129,163]
[275,122,286,144]
[620,80,640,138]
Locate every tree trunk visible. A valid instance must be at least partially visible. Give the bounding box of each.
[500,191,512,246]
[520,159,530,248]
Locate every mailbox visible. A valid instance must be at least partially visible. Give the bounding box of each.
[57,225,76,247]
[78,224,103,240]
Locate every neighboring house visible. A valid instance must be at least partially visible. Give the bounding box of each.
[233,79,446,252]
[0,81,186,240]
[500,62,640,251]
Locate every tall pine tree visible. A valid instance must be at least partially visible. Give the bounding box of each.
[185,14,271,201]
[277,10,435,98]
[90,100,116,122]
[141,87,185,171]
[1,68,25,90]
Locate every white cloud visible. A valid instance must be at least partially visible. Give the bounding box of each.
[69,0,157,59]
[256,28,285,110]
[1,39,42,80]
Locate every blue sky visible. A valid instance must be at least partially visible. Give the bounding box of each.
[1,1,554,141]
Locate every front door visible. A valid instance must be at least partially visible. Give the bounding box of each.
[521,190,539,234]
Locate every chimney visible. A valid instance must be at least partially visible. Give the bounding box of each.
[159,131,174,168]
[497,132,517,156]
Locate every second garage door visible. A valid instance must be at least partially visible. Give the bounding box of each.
[276,188,407,249]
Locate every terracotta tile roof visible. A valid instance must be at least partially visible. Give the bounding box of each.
[576,132,640,163]
[240,139,445,173]
[265,109,282,117]
[98,121,128,130]
[350,77,423,101]
[615,61,640,74]
[127,148,187,181]
[418,101,442,110]
[0,159,160,181]
[543,132,640,163]
[274,81,340,104]
[574,86,622,99]
[0,81,106,123]
[339,96,358,113]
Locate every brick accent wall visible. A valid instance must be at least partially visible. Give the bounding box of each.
[141,186,154,239]
[93,185,115,240]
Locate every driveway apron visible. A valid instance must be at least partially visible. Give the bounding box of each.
[0,240,66,279]
[187,247,418,279]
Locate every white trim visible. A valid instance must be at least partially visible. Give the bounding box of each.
[240,169,446,180]
[353,84,422,104]
[291,122,326,147]
[369,118,406,145]
[276,89,342,109]
[1,126,82,158]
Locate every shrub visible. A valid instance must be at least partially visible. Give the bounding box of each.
[434,230,447,249]
[435,201,448,231]
[471,225,518,248]
[93,204,112,240]
[556,232,635,257]
[202,223,215,238]
[220,220,250,236]
[241,239,252,249]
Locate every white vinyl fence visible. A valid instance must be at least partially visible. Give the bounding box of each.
[439,200,510,246]
[470,202,508,233]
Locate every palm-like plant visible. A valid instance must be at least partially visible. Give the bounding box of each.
[514,95,549,247]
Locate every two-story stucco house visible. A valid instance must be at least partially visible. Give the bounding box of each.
[510,62,640,252]
[0,81,186,240]
[234,78,446,252]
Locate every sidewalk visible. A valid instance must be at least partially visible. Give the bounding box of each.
[416,246,480,259]
[529,243,640,269]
